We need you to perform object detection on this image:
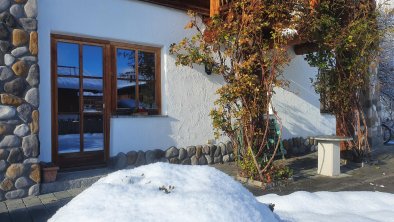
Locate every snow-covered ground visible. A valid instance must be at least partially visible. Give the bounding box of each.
[49,163,394,222]
[258,191,394,222]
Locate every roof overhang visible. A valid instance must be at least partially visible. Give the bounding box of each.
[137,0,210,16]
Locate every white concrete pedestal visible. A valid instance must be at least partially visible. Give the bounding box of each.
[317,142,340,176]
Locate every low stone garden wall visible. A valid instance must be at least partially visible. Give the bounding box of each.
[110,141,235,169]
[0,0,40,201]
[110,137,318,169]
[282,137,317,157]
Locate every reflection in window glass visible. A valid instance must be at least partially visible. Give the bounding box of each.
[57,77,80,113]
[58,114,80,153]
[83,114,104,151]
[138,51,155,81]
[139,81,156,110]
[83,45,103,77]
[83,78,103,113]
[117,49,136,79]
[139,51,156,111]
[57,42,79,76]
[117,49,136,111]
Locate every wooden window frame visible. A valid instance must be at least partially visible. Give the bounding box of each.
[111,43,161,116]
[51,34,162,168]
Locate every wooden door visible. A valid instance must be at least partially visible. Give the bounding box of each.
[51,35,110,169]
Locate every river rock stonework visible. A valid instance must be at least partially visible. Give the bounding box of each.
[0,0,39,201]
[110,141,235,170]
[282,137,317,156]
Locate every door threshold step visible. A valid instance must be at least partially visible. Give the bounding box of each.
[41,167,115,194]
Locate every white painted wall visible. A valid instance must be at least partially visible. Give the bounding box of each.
[273,50,336,139]
[37,0,335,161]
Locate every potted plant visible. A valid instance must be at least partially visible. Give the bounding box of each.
[41,162,60,183]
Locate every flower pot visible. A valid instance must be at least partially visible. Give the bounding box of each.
[42,166,59,183]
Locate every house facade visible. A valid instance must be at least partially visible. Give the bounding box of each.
[2,0,372,200]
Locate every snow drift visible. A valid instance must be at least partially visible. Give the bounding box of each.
[258,191,394,222]
[49,163,277,222]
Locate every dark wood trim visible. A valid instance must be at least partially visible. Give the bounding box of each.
[79,42,84,153]
[111,45,117,113]
[50,35,59,165]
[104,44,111,162]
[51,34,110,45]
[156,50,162,115]
[51,34,162,168]
[111,42,160,53]
[112,44,162,115]
[135,50,140,109]
[138,0,209,15]
[51,34,109,169]
[58,151,106,170]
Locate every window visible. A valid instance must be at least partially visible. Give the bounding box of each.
[113,45,161,115]
[52,34,161,117]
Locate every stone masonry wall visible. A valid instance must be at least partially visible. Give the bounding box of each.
[110,142,236,169]
[0,0,40,201]
[110,137,317,170]
[282,137,317,156]
[363,72,383,148]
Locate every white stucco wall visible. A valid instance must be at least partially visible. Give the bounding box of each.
[273,50,336,139]
[38,0,224,161]
[37,0,335,161]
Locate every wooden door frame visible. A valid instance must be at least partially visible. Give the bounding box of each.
[50,34,111,169]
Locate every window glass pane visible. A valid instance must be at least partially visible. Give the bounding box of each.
[138,51,156,111]
[82,39,104,150]
[117,49,136,79]
[58,114,80,154]
[138,51,155,81]
[82,78,103,98]
[83,114,103,151]
[57,77,79,113]
[57,42,79,76]
[83,79,104,152]
[117,49,136,111]
[139,81,156,110]
[83,78,104,151]
[83,45,103,77]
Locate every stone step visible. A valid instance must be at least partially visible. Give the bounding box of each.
[40,168,114,194]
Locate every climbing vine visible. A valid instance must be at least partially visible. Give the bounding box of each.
[170,0,388,180]
[170,0,308,181]
[300,0,387,160]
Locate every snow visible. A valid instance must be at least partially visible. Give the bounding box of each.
[258,191,394,222]
[281,28,298,37]
[49,163,277,222]
[49,163,394,222]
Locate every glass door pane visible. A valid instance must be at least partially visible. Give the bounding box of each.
[57,42,81,154]
[82,45,104,151]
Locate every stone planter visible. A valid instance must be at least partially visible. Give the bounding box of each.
[42,165,59,183]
